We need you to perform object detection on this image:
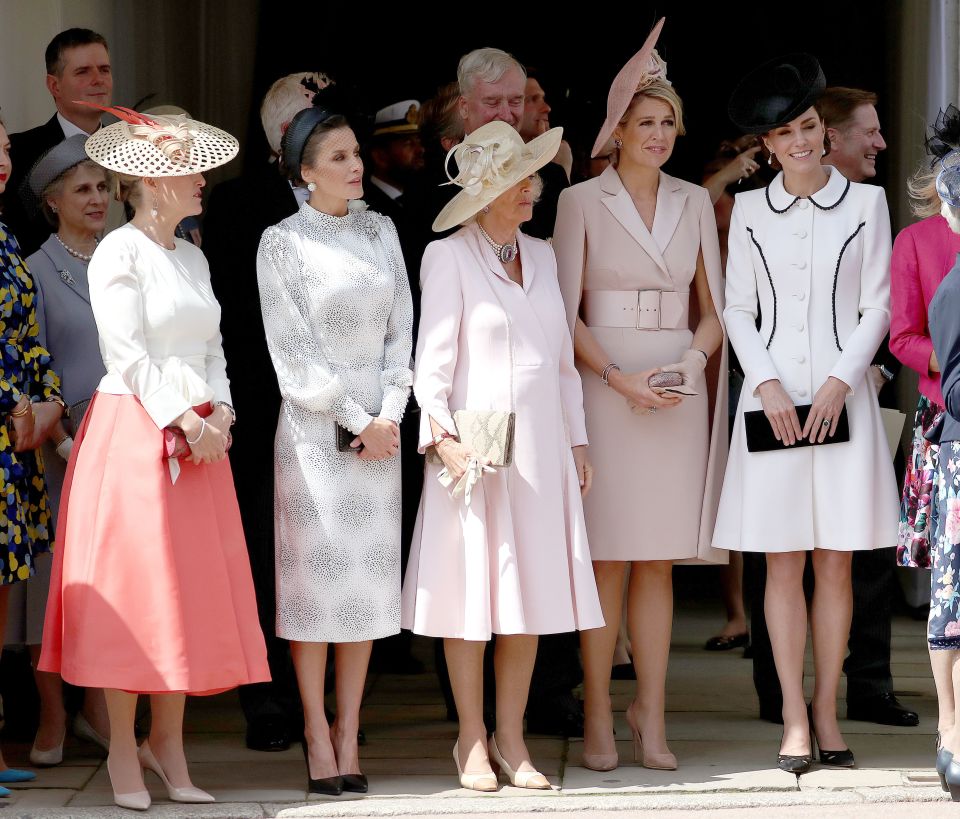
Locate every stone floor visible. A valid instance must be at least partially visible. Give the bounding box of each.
[0,598,950,817]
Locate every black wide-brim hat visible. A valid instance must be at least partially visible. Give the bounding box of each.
[728,53,826,134]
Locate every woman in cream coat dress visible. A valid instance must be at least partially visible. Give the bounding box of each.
[553,20,727,773]
[715,54,898,772]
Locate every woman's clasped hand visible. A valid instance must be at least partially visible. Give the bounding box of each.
[355,416,400,460]
[178,407,230,465]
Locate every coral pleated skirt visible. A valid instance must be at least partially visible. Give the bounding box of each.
[39,393,270,694]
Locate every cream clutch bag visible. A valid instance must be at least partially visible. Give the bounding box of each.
[426,410,517,467]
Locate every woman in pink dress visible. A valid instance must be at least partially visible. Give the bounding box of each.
[40,107,269,811]
[402,121,604,792]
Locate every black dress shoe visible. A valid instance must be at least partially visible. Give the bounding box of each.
[301,740,344,796]
[703,633,749,652]
[808,704,855,768]
[777,753,813,774]
[846,693,919,727]
[526,695,584,738]
[245,717,290,752]
[340,773,368,793]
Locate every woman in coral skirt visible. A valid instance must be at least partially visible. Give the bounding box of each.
[40,106,269,811]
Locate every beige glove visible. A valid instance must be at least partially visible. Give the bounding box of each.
[659,349,708,387]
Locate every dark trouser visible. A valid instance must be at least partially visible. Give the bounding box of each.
[231,439,301,728]
[748,548,896,710]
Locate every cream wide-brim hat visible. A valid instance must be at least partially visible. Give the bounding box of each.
[84,113,238,177]
[432,121,563,233]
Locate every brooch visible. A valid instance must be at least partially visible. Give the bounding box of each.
[59,269,76,286]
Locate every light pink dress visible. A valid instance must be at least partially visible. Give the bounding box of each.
[401,224,604,640]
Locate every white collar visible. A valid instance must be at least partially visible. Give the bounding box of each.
[56,112,98,139]
[370,176,403,200]
[765,165,851,214]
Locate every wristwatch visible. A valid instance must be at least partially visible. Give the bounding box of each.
[45,395,69,417]
[432,431,457,447]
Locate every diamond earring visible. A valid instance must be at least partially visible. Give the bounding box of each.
[614,138,623,149]
[307,182,317,192]
[151,191,159,219]
[482,205,490,214]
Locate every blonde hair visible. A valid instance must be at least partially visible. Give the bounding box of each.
[908,163,941,219]
[115,173,144,212]
[619,79,686,136]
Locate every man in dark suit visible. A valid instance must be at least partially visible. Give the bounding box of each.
[5,28,112,256]
[203,70,332,752]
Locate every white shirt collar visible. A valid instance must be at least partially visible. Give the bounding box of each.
[56,112,98,139]
[765,165,851,214]
[370,176,403,200]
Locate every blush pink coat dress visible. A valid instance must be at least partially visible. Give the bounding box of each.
[401,224,604,640]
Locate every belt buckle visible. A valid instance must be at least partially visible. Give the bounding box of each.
[636,290,662,330]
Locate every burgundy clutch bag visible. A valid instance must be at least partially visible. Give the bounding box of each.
[163,402,231,460]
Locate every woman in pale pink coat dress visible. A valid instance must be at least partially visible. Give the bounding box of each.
[401,121,604,792]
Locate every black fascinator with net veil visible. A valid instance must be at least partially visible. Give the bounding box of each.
[926,105,960,165]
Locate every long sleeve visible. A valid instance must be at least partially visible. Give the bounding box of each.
[556,284,588,447]
[723,199,781,395]
[256,225,372,435]
[204,328,232,407]
[890,227,934,376]
[827,187,892,392]
[553,187,586,337]
[413,240,462,451]
[376,218,414,424]
[930,275,960,418]
[89,242,188,429]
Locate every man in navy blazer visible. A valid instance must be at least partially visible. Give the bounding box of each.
[5,28,112,256]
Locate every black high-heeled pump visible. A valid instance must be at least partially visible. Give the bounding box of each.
[300,739,343,796]
[340,773,368,793]
[807,704,855,768]
[945,758,960,802]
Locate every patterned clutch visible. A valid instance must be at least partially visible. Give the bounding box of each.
[427,410,516,467]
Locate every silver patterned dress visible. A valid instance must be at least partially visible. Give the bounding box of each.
[256,201,413,642]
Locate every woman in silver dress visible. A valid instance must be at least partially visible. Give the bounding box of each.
[256,94,413,795]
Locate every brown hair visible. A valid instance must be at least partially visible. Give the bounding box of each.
[283,115,350,185]
[115,173,144,213]
[816,87,878,131]
[420,82,464,154]
[619,79,686,136]
[907,163,941,219]
[45,28,109,76]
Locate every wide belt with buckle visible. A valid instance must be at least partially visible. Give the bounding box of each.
[582,289,689,330]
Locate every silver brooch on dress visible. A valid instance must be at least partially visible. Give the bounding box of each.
[59,269,76,286]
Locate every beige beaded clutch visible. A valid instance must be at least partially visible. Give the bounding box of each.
[426,410,516,467]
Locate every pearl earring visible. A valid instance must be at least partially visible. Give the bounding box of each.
[51,205,58,213]
[307,182,317,192]
[767,152,775,166]
[151,191,159,219]
[822,148,827,156]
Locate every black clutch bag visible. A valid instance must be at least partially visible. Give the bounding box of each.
[337,424,363,453]
[744,404,850,453]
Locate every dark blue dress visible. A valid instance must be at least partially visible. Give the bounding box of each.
[0,222,60,584]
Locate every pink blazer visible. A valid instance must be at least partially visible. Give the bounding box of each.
[890,214,960,406]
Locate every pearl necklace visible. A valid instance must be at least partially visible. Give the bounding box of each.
[477,222,518,263]
[56,234,97,262]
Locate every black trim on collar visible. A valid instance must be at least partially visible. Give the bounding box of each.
[765,178,852,214]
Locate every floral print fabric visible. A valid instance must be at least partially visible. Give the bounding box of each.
[0,223,61,584]
[898,395,945,569]
[929,440,960,648]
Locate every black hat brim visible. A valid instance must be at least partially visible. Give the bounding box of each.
[728,53,826,134]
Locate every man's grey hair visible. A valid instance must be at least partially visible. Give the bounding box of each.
[457,48,526,98]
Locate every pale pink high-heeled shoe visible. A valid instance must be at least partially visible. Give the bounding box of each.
[106,755,150,811]
[138,740,215,803]
[625,702,677,771]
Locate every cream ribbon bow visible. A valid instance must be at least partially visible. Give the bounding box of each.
[437,457,496,505]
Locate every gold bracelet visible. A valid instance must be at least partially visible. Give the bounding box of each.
[10,398,31,417]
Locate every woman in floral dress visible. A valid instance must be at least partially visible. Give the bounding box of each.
[0,117,66,792]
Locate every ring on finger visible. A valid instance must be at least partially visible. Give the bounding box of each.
[647,406,657,415]
[821,418,831,428]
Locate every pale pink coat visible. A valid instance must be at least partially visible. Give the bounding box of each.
[400,224,604,640]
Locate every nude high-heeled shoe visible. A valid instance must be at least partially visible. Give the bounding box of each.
[106,755,150,811]
[452,740,498,792]
[29,730,65,767]
[487,735,551,789]
[138,740,215,803]
[625,702,677,771]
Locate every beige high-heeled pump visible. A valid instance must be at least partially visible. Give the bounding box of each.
[625,702,677,771]
[107,755,151,811]
[138,740,215,803]
[487,735,551,789]
[452,740,498,792]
